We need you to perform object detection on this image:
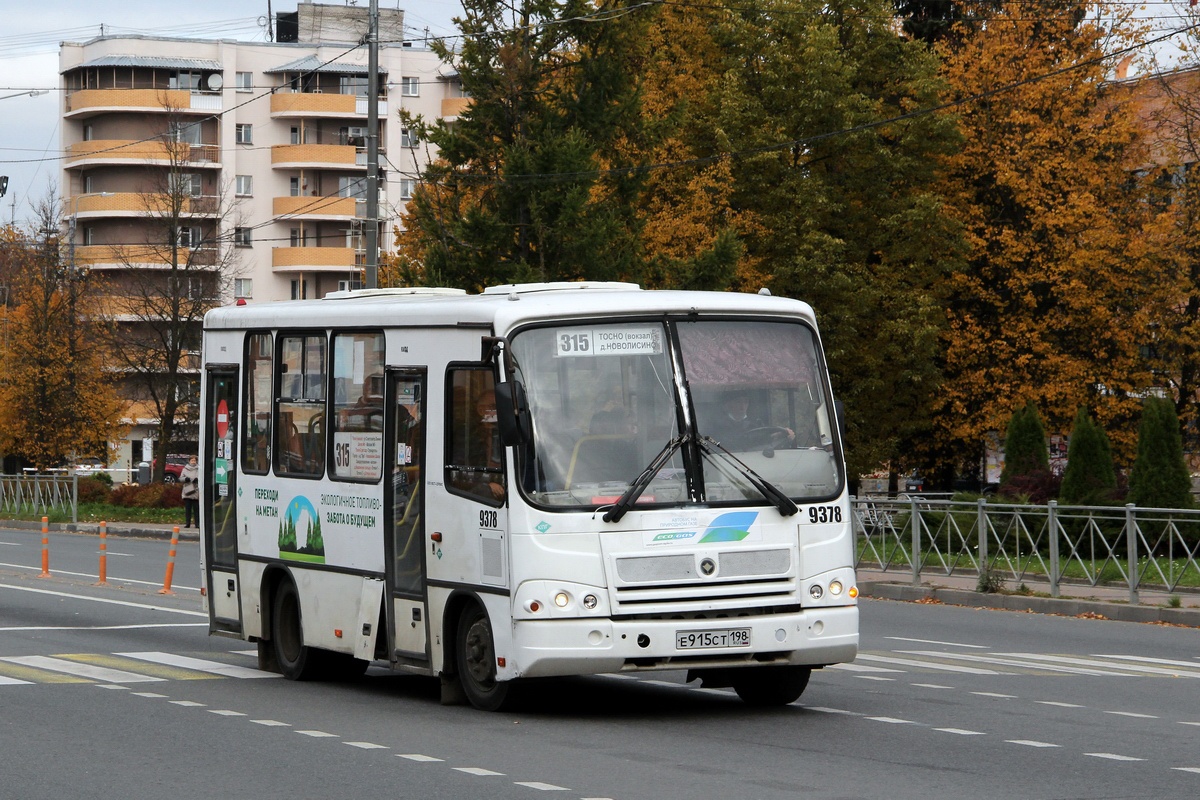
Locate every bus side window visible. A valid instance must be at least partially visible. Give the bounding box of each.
[445,368,505,505]
[243,332,272,474]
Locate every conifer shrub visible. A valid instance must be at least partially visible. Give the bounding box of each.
[1000,401,1050,497]
[1129,397,1193,510]
[1059,406,1118,505]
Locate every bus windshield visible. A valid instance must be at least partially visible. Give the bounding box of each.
[509,318,842,510]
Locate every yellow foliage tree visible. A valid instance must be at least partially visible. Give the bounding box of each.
[0,210,126,469]
[934,1,1153,465]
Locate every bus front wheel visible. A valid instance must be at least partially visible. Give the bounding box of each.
[456,605,511,711]
[733,666,811,707]
[272,580,320,681]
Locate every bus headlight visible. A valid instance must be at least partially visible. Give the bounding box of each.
[554,591,570,608]
[809,584,824,600]
[582,594,598,610]
[829,580,843,596]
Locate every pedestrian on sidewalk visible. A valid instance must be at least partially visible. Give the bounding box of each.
[180,456,200,528]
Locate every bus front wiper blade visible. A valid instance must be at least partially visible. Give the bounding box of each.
[699,436,799,517]
[602,435,685,524]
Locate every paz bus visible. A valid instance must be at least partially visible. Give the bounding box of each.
[198,282,858,710]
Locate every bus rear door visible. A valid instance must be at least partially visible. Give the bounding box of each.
[204,366,241,634]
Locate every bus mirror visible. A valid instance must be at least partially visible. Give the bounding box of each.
[494,381,531,446]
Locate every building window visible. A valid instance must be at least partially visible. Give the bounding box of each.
[177,226,202,250]
[399,77,419,96]
[234,227,252,247]
[83,226,95,246]
[171,121,203,145]
[235,175,253,196]
[399,179,415,200]
[339,176,367,199]
[82,124,93,142]
[340,75,368,97]
[170,173,202,197]
[291,279,307,300]
[400,127,416,148]
[236,72,253,92]
[234,278,253,298]
[290,228,308,247]
[235,124,253,144]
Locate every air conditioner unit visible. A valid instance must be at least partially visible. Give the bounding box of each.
[338,280,351,292]
[347,127,367,139]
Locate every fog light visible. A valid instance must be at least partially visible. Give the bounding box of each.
[554,592,570,608]
[583,594,598,610]
[809,584,824,600]
[829,580,843,596]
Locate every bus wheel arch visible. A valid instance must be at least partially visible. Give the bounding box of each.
[443,594,511,711]
[268,571,321,681]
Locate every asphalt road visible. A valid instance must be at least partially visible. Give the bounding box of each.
[1,526,1198,800]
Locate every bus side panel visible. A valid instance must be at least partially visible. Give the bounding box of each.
[240,560,268,640]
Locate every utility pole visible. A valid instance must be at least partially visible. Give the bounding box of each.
[364,0,380,289]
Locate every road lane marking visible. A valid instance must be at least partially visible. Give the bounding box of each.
[454,767,505,776]
[398,754,444,762]
[0,675,33,685]
[1009,653,1200,679]
[0,562,200,592]
[346,741,388,749]
[54,653,224,681]
[935,728,986,735]
[1007,740,1060,748]
[1086,753,1144,762]
[866,716,916,724]
[0,655,163,683]
[116,652,278,679]
[0,623,207,632]
[298,730,338,737]
[515,782,568,791]
[209,710,246,716]
[855,676,896,682]
[1103,711,1158,719]
[1173,767,1200,774]
[828,662,903,673]
[912,683,954,689]
[251,719,290,726]
[971,692,1017,699]
[1179,722,1200,727]
[856,653,1003,674]
[1098,654,1200,672]
[804,707,860,715]
[169,700,205,707]
[885,637,989,649]
[1036,701,1085,708]
[132,692,168,698]
[897,650,1128,677]
[0,582,206,616]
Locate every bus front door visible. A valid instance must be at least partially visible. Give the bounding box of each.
[386,370,428,661]
[204,366,241,634]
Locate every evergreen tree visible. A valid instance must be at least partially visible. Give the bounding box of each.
[1128,397,1193,509]
[1000,401,1048,487]
[1059,406,1117,505]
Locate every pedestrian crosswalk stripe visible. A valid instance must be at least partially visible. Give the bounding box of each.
[52,653,225,681]
[116,651,278,679]
[895,650,1134,677]
[0,655,163,683]
[856,653,1004,675]
[1009,653,1200,679]
[0,675,33,685]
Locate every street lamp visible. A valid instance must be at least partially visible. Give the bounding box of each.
[0,89,47,102]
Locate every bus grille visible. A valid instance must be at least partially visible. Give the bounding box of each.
[610,548,795,613]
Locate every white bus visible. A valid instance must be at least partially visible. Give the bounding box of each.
[199,282,858,710]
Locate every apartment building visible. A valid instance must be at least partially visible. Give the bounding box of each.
[57,2,467,470]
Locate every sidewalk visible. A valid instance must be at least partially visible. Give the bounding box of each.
[1,518,199,542]
[857,566,1200,627]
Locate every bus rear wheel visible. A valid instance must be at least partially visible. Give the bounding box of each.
[272,580,321,681]
[733,666,811,707]
[456,605,511,711]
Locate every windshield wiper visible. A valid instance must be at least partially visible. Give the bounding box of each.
[602,435,685,523]
[698,436,798,517]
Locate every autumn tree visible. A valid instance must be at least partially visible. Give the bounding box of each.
[703,0,965,477]
[934,2,1153,467]
[0,197,125,469]
[394,0,650,290]
[101,103,239,480]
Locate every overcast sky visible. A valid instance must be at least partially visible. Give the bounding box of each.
[0,1,461,228]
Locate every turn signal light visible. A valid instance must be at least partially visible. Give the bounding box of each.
[848,586,859,599]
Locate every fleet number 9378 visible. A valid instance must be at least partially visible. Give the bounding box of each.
[807,505,842,524]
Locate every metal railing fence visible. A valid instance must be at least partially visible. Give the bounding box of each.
[854,496,1200,604]
[0,474,78,521]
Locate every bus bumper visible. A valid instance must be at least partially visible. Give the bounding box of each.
[508,605,858,679]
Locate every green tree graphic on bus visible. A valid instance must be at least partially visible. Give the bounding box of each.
[278,495,325,564]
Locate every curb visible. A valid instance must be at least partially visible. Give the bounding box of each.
[859,580,1200,628]
[1,519,200,543]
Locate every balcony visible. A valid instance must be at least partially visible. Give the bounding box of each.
[441,97,471,119]
[273,196,361,220]
[73,192,219,219]
[272,246,362,272]
[270,92,387,118]
[64,88,222,118]
[75,244,219,268]
[271,144,362,170]
[66,140,220,169]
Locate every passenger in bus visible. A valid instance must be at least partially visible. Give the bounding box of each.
[589,387,635,436]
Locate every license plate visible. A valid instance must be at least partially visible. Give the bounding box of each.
[676,628,751,650]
